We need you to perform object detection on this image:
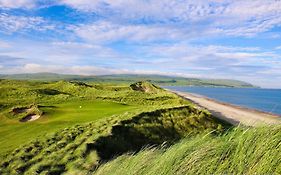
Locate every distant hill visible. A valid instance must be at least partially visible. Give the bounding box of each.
[0,73,257,88]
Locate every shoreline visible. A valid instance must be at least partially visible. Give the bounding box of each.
[185,91,281,117]
[167,89,281,126]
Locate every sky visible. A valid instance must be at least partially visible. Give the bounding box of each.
[0,1,281,88]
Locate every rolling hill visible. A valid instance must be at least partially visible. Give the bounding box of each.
[0,80,279,175]
[0,73,256,88]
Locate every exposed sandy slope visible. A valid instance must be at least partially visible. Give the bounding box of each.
[20,115,41,122]
[170,90,281,126]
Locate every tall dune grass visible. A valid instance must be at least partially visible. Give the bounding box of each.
[94,125,281,175]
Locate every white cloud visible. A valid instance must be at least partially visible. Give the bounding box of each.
[60,0,224,20]
[134,43,281,79]
[0,63,202,78]
[142,44,267,61]
[0,39,123,66]
[59,0,101,11]
[0,1,281,87]
[61,0,281,37]
[0,38,280,87]
[74,21,188,43]
[51,41,113,53]
[275,46,281,50]
[2,1,281,39]
[1,1,281,38]
[0,13,55,34]
[0,40,281,88]
[0,0,36,9]
[49,41,120,60]
[0,40,10,48]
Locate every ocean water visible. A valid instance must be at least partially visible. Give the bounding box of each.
[165,86,281,116]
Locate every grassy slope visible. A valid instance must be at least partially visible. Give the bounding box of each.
[0,80,186,155]
[0,80,231,175]
[0,105,229,175]
[1,79,278,175]
[94,126,281,175]
[0,80,127,155]
[0,100,135,155]
[0,73,256,87]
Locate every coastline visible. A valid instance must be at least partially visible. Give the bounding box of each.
[183,91,281,117]
[167,89,281,126]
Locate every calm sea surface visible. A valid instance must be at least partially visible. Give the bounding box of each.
[165,86,281,115]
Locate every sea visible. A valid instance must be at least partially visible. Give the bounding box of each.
[164,86,281,116]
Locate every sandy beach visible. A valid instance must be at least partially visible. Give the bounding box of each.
[170,90,281,126]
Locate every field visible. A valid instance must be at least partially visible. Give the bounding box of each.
[0,79,279,175]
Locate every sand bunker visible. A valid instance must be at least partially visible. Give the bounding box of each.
[19,114,41,122]
[12,106,42,122]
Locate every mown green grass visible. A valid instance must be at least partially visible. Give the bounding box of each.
[0,100,137,155]
[94,125,281,175]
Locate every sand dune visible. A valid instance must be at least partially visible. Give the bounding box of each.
[170,90,281,126]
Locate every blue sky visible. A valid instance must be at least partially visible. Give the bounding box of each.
[0,0,281,88]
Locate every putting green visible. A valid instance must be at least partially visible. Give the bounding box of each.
[0,99,136,155]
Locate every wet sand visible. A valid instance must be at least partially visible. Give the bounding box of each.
[170,90,281,126]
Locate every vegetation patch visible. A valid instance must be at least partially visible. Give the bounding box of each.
[69,81,93,88]
[92,106,231,161]
[10,105,43,122]
[130,81,162,93]
[33,88,69,96]
[1,79,255,175]
[0,103,6,111]
[0,77,278,175]
[0,105,230,174]
[94,126,281,175]
[0,80,187,157]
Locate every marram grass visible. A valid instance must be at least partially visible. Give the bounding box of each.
[1,80,280,175]
[94,125,281,175]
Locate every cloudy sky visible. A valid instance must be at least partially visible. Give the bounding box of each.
[0,0,281,88]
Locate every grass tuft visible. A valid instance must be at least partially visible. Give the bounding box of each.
[94,125,281,175]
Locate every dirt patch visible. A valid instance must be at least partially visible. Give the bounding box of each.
[19,114,41,122]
